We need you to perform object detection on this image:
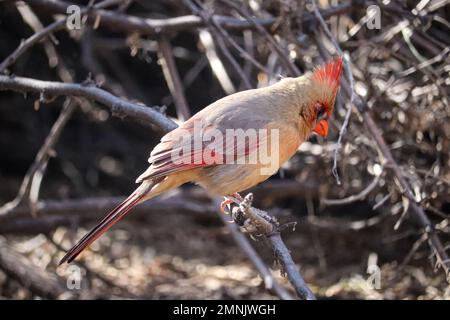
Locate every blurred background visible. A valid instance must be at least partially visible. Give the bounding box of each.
[0,0,449,299]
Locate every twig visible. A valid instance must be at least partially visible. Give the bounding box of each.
[269,235,315,300]
[321,173,382,206]
[219,0,301,77]
[24,0,351,35]
[185,0,252,90]
[212,19,272,76]
[311,0,355,185]
[0,0,124,73]
[15,1,59,69]
[198,30,236,94]
[306,212,388,231]
[0,99,75,217]
[188,0,269,80]
[362,110,450,280]
[0,1,85,216]
[157,36,191,121]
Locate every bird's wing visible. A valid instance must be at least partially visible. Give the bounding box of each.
[136,99,271,183]
[136,116,209,182]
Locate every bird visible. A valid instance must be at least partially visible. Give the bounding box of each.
[59,56,343,265]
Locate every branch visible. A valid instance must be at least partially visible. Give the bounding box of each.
[157,36,191,121]
[0,237,71,299]
[362,109,450,280]
[198,29,236,94]
[219,0,300,77]
[230,194,316,300]
[216,205,294,300]
[0,99,76,217]
[184,0,253,90]
[24,0,351,36]
[0,75,176,132]
[321,173,382,206]
[0,0,124,73]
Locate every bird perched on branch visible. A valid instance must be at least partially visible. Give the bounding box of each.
[59,57,343,264]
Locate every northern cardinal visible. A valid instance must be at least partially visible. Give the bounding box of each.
[59,57,343,264]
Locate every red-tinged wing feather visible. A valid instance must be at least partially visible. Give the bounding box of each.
[136,117,214,183]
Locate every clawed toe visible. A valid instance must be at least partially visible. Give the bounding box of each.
[220,193,244,213]
[220,198,234,213]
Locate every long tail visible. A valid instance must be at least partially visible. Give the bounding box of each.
[59,182,153,265]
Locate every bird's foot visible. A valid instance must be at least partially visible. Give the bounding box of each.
[220,198,234,213]
[220,193,244,213]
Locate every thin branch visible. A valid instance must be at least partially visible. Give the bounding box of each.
[321,173,382,206]
[312,0,355,185]
[157,36,191,121]
[199,29,236,94]
[212,19,272,76]
[24,0,351,36]
[362,110,450,280]
[219,0,301,77]
[0,0,124,73]
[185,0,252,90]
[0,99,75,217]
[0,0,84,217]
[269,235,315,300]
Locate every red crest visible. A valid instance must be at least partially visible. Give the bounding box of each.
[312,56,343,95]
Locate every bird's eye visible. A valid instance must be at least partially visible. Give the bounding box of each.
[316,104,326,121]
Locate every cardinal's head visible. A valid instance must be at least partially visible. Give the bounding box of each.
[301,57,343,137]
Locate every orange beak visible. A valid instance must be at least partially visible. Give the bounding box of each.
[313,119,329,137]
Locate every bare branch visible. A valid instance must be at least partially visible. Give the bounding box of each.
[216,203,294,300]
[321,173,382,206]
[0,99,76,218]
[0,0,124,73]
[0,75,177,132]
[24,0,351,36]
[230,193,316,300]
[157,36,191,121]
[219,0,301,77]
[0,237,71,299]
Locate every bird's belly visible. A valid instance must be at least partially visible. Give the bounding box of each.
[196,164,272,196]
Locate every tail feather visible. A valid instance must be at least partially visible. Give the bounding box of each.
[59,189,147,265]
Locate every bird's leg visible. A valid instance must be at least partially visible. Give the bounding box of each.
[220,193,244,213]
